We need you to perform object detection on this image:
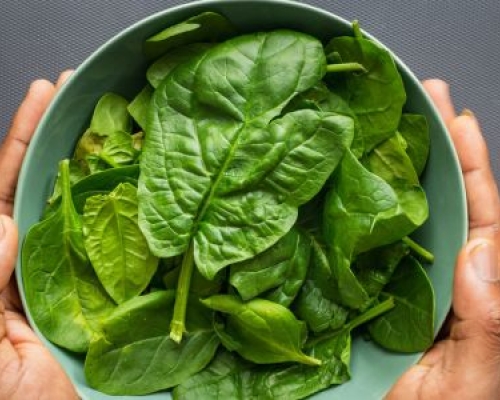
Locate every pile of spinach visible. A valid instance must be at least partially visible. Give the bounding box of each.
[22,11,435,398]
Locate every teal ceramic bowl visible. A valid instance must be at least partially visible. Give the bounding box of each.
[14,0,467,399]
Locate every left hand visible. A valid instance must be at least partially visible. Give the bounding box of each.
[0,72,79,399]
[387,80,500,399]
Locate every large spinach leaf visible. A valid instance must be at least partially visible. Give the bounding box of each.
[201,295,321,366]
[22,160,115,352]
[368,256,435,352]
[83,183,158,304]
[85,291,219,395]
[146,43,213,89]
[139,30,353,341]
[229,227,310,306]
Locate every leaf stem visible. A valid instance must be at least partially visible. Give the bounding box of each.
[326,63,366,74]
[403,237,435,264]
[305,297,394,348]
[345,296,395,331]
[170,241,195,343]
[352,20,363,39]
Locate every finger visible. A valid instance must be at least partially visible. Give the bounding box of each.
[55,69,74,91]
[0,79,56,216]
[448,112,500,240]
[422,79,457,129]
[0,216,18,291]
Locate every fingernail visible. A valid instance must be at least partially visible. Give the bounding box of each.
[469,238,499,282]
[460,108,475,118]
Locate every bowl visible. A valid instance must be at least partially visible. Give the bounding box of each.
[14,0,467,399]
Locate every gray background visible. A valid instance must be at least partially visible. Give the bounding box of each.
[1,0,499,183]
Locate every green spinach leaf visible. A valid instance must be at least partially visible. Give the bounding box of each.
[144,11,236,60]
[139,30,353,341]
[398,114,430,176]
[147,43,213,88]
[229,227,310,307]
[127,85,153,131]
[293,234,349,333]
[85,291,219,395]
[326,23,406,153]
[368,256,435,352]
[83,183,158,304]
[201,295,321,366]
[323,149,427,308]
[174,332,350,400]
[22,160,115,352]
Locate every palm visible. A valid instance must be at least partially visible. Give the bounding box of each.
[0,76,78,399]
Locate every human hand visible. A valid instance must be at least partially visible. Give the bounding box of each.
[387,80,500,399]
[0,73,78,399]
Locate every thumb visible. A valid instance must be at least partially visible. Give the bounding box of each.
[449,236,500,367]
[0,215,18,291]
[453,237,500,324]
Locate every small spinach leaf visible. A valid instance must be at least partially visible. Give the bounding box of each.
[398,114,430,176]
[127,85,153,131]
[368,256,435,352]
[144,12,236,60]
[83,183,158,304]
[229,227,310,306]
[88,93,132,137]
[201,295,321,366]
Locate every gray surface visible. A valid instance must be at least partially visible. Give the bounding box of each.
[1,0,499,183]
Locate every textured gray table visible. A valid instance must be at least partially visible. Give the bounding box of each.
[1,0,499,183]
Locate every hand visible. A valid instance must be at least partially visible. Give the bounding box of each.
[387,80,500,399]
[0,73,78,399]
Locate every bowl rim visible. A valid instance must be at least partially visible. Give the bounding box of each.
[13,0,468,398]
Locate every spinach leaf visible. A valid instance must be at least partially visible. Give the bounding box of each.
[398,114,430,176]
[43,165,140,218]
[353,240,409,298]
[174,332,350,400]
[98,130,138,167]
[127,85,153,131]
[85,291,219,395]
[368,256,435,352]
[285,82,363,158]
[22,160,115,352]
[364,133,420,185]
[73,93,133,173]
[88,92,132,137]
[47,159,87,206]
[144,12,236,60]
[293,233,349,333]
[138,30,353,341]
[229,227,310,307]
[83,183,158,304]
[201,295,321,366]
[326,23,406,153]
[323,149,427,308]
[147,43,213,88]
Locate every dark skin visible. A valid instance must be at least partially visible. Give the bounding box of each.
[0,77,498,399]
